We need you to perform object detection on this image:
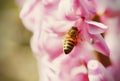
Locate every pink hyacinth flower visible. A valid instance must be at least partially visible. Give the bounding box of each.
[20,0,109,59]
[18,0,112,81]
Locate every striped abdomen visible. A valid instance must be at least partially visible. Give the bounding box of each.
[64,38,76,54]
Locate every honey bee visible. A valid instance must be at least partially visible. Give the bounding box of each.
[63,27,79,54]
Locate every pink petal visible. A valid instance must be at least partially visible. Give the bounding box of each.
[41,31,63,60]
[86,21,108,34]
[20,0,42,32]
[58,0,82,21]
[30,30,44,58]
[48,21,75,35]
[71,73,89,81]
[60,50,85,72]
[88,60,114,81]
[79,0,96,19]
[20,0,43,32]
[42,0,60,9]
[38,57,60,81]
[90,34,110,56]
[20,0,40,18]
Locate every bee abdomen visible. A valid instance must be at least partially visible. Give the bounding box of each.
[64,40,75,54]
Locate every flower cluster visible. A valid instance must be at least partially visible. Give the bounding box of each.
[18,0,120,81]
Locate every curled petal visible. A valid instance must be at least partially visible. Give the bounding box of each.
[41,31,63,60]
[20,0,44,32]
[86,21,108,34]
[90,35,110,56]
[20,0,36,31]
[88,60,114,81]
[20,0,41,18]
